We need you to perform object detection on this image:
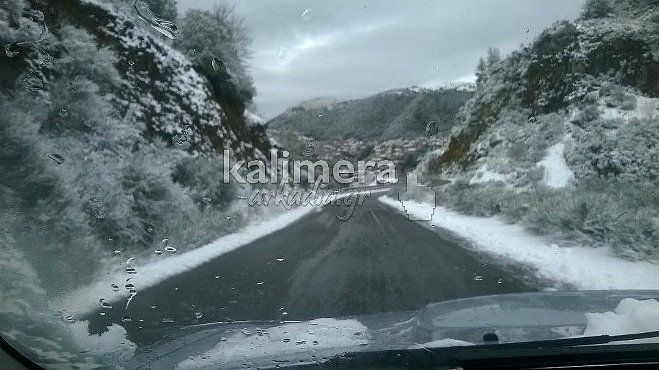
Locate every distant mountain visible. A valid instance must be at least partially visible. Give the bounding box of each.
[268,86,473,141]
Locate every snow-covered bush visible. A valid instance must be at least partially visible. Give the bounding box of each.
[522,179,657,260]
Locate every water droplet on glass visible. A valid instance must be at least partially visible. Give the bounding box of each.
[99,299,112,309]
[164,246,177,253]
[31,10,45,22]
[276,258,284,262]
[126,267,137,274]
[46,153,64,164]
[241,328,253,336]
[4,43,20,57]
[282,338,291,343]
[497,278,503,284]
[99,312,106,316]
[300,9,311,20]
[114,250,122,255]
[295,340,306,345]
[194,312,203,319]
[211,57,226,73]
[154,249,162,255]
[220,337,227,342]
[111,284,119,292]
[121,316,132,322]
[64,315,76,323]
[312,340,319,345]
[133,0,179,39]
[125,282,135,290]
[473,275,483,281]
[150,305,157,309]
[214,275,220,279]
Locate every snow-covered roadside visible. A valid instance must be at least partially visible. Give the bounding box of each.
[378,196,659,290]
[53,206,320,316]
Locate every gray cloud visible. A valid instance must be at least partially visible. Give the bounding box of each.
[178,0,584,118]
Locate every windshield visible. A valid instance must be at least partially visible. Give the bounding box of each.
[1,0,658,368]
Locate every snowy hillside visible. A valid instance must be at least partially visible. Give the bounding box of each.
[419,0,658,260]
[269,86,473,140]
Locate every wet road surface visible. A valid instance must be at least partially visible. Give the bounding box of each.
[86,194,536,345]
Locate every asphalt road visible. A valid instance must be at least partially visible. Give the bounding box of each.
[86,193,536,346]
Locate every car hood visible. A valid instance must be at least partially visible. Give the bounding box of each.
[123,290,659,369]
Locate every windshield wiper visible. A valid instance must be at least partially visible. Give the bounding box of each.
[320,331,659,370]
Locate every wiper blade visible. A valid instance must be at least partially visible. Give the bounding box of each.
[322,332,659,369]
[472,330,659,350]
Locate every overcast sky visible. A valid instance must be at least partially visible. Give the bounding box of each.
[177,0,584,119]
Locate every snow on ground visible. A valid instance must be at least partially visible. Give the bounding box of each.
[469,164,513,186]
[177,318,369,369]
[583,298,659,343]
[378,196,659,290]
[536,142,574,189]
[600,96,659,121]
[54,206,320,316]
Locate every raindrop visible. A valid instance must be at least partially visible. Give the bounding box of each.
[220,337,227,342]
[276,258,284,262]
[133,0,179,39]
[162,317,174,323]
[121,316,132,322]
[94,208,106,220]
[64,315,76,323]
[154,249,162,255]
[161,238,169,246]
[194,312,203,319]
[4,43,20,57]
[300,9,311,20]
[473,275,483,281]
[318,114,323,118]
[164,246,177,253]
[497,278,503,284]
[46,153,64,164]
[114,250,122,255]
[111,284,119,292]
[211,57,226,73]
[125,282,135,290]
[312,340,319,345]
[99,312,106,316]
[99,299,113,309]
[256,280,264,285]
[150,305,157,309]
[30,10,45,22]
[295,340,306,345]
[282,338,291,343]
[126,267,137,274]
[214,275,220,279]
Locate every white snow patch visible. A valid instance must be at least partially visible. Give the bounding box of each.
[54,206,319,315]
[600,96,659,121]
[469,164,513,185]
[409,338,473,349]
[536,142,574,189]
[378,196,659,291]
[177,318,369,369]
[583,298,659,343]
[67,321,136,360]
